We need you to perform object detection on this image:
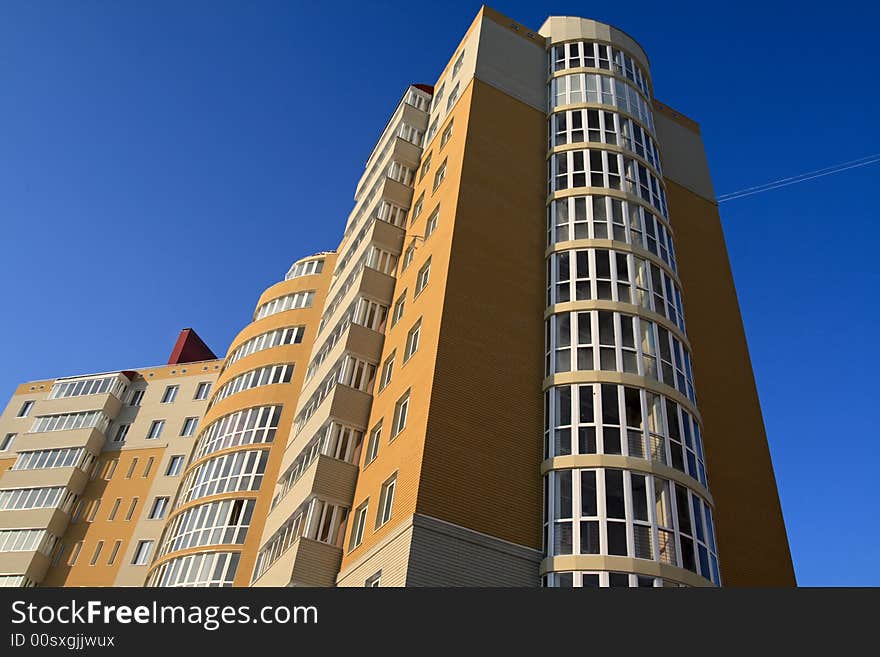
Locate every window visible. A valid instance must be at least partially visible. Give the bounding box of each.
[132,540,154,565]
[0,434,15,451]
[148,551,240,587]
[17,401,34,417]
[542,466,719,585]
[159,498,253,556]
[112,424,130,443]
[126,458,138,479]
[107,540,122,565]
[49,375,126,400]
[425,206,439,239]
[376,474,397,527]
[142,457,154,477]
[194,382,212,400]
[30,410,110,434]
[0,529,57,555]
[411,193,424,222]
[211,364,294,405]
[254,290,315,321]
[125,498,139,521]
[166,456,185,476]
[415,259,431,296]
[50,544,66,567]
[89,541,104,565]
[387,161,414,185]
[365,571,382,587]
[147,420,165,440]
[549,41,651,96]
[441,120,454,147]
[391,291,406,327]
[379,352,395,391]
[149,497,169,520]
[226,328,304,368]
[180,417,199,437]
[68,542,82,566]
[401,243,415,271]
[104,459,118,479]
[391,390,410,438]
[193,406,280,459]
[12,447,92,472]
[550,72,654,130]
[86,500,101,522]
[366,246,398,275]
[128,389,144,406]
[349,502,368,550]
[285,258,324,279]
[452,50,465,77]
[425,116,439,144]
[404,319,421,362]
[365,422,382,465]
[377,200,408,227]
[0,486,69,511]
[432,83,444,110]
[178,450,268,505]
[420,152,432,181]
[108,498,121,521]
[161,385,179,404]
[446,83,459,111]
[433,159,447,190]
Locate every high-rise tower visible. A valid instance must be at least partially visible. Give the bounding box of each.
[0,7,795,588]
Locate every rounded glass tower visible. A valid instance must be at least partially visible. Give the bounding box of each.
[541,18,720,587]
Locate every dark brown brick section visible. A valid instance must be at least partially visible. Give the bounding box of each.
[415,79,546,551]
[666,180,797,586]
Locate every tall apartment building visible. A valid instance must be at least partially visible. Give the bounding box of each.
[0,7,795,588]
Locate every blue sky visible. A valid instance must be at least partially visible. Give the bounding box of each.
[1,1,877,585]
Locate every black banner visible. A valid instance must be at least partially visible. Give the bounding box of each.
[0,588,875,652]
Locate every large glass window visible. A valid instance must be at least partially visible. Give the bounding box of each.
[544,383,707,487]
[547,248,685,331]
[547,195,676,272]
[158,498,255,557]
[549,148,667,217]
[549,110,660,172]
[550,41,650,96]
[178,450,269,506]
[210,364,294,406]
[193,406,281,460]
[545,310,694,401]
[226,327,305,368]
[544,467,719,584]
[254,291,314,321]
[30,411,111,435]
[48,375,127,400]
[147,551,239,588]
[550,73,653,130]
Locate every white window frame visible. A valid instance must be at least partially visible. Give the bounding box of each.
[391,390,410,438]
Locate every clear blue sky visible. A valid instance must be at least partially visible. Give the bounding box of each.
[1,1,877,586]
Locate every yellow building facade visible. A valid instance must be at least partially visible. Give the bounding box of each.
[0,7,794,588]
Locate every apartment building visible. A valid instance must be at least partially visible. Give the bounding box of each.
[0,7,795,588]
[0,329,221,586]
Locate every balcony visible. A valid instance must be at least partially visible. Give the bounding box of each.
[0,550,51,585]
[285,386,372,466]
[0,467,89,496]
[265,454,358,540]
[297,322,385,408]
[34,391,123,420]
[251,536,342,587]
[16,426,106,453]
[0,506,69,537]
[317,265,396,347]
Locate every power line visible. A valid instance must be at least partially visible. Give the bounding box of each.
[717,153,880,202]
